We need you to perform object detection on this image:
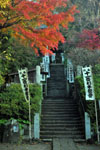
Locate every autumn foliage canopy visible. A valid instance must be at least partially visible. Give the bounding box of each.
[0,0,77,55]
[77,28,100,50]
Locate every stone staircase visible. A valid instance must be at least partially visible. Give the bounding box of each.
[47,64,66,98]
[40,64,85,140]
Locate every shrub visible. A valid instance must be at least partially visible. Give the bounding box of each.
[0,83,42,124]
[75,74,100,132]
[0,74,5,87]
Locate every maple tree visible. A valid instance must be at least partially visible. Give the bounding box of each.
[0,0,78,55]
[0,0,10,8]
[77,28,100,50]
[61,0,100,51]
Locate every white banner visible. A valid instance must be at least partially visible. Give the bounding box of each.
[69,65,74,83]
[18,68,30,102]
[42,55,50,64]
[67,59,74,83]
[42,54,50,78]
[82,66,95,100]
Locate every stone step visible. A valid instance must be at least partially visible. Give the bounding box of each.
[47,84,66,87]
[49,72,65,75]
[47,94,66,98]
[42,112,79,116]
[47,77,66,80]
[42,110,80,114]
[41,116,81,120]
[47,80,66,85]
[40,123,83,128]
[42,105,78,109]
[42,104,77,107]
[43,98,74,101]
[42,109,79,113]
[41,120,82,124]
[50,75,65,78]
[42,103,77,106]
[42,101,77,105]
[47,91,66,95]
[40,130,84,135]
[47,88,66,91]
[40,134,85,139]
[42,118,81,122]
[50,67,64,71]
[42,105,78,111]
[50,68,64,72]
[41,126,84,131]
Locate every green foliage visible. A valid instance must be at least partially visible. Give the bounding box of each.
[0,32,14,75]
[0,84,42,122]
[75,76,85,98]
[92,64,100,76]
[0,32,41,88]
[0,119,8,125]
[0,74,5,87]
[8,39,41,73]
[93,75,100,100]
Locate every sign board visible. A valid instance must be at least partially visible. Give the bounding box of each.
[18,68,30,102]
[82,66,95,100]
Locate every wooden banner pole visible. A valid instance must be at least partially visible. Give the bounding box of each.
[29,96,32,141]
[94,99,99,143]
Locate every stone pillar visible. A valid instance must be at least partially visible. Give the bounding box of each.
[36,66,41,84]
[61,53,64,63]
[98,100,100,110]
[66,81,70,97]
[77,65,82,76]
[85,112,91,140]
[34,113,40,139]
[51,54,56,63]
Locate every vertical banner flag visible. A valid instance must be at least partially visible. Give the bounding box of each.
[42,54,50,78]
[18,68,30,102]
[67,59,74,83]
[69,65,74,83]
[40,63,45,81]
[82,66,95,100]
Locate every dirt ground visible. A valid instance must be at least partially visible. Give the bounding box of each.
[0,142,51,150]
[76,143,100,150]
[0,142,100,150]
